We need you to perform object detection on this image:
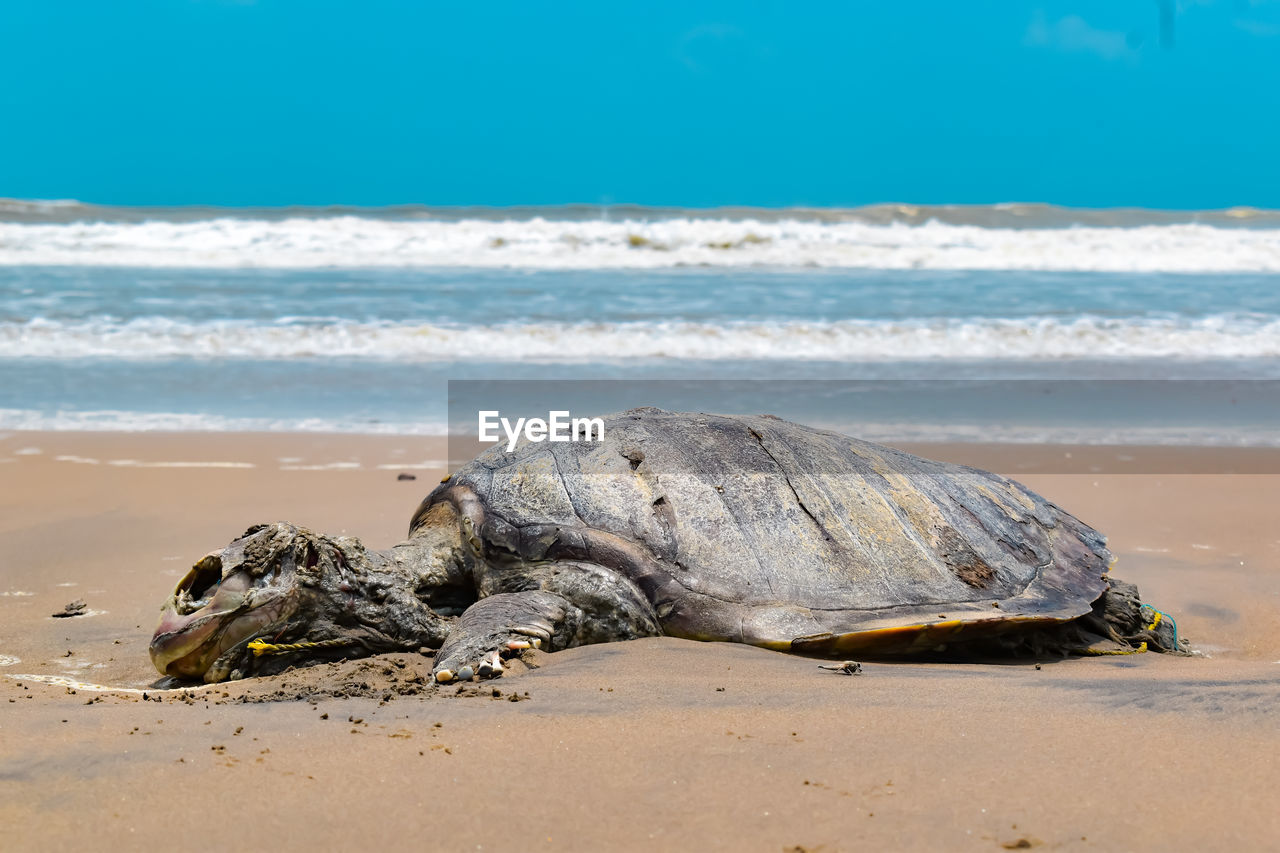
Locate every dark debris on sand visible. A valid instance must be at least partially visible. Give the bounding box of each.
[231,657,436,704]
[51,599,88,618]
[144,652,540,705]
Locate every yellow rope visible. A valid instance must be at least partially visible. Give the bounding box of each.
[1080,641,1148,656]
[246,638,352,657]
[1078,604,1172,656]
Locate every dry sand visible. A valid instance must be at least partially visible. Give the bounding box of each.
[1,432,1278,851]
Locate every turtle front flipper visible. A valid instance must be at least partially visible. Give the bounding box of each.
[432,591,569,682]
[433,560,662,682]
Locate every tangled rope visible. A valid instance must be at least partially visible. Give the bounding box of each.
[1078,604,1176,656]
[246,637,354,657]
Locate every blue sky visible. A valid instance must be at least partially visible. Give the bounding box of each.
[1,1,1277,209]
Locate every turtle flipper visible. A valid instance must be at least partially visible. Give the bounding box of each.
[433,591,572,683]
[434,559,663,682]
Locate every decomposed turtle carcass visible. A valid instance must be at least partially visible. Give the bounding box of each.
[151,409,1182,683]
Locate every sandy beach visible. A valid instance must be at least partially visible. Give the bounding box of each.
[2,431,1278,851]
[7,3,1280,849]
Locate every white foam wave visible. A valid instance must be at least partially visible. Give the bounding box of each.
[2,315,1278,362]
[104,459,257,469]
[3,406,1274,445]
[3,672,220,694]
[0,408,449,434]
[2,216,1279,271]
[278,461,362,471]
[821,421,1280,448]
[374,461,448,470]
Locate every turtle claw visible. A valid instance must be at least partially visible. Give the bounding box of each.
[512,627,549,646]
[477,650,504,678]
[432,664,476,684]
[435,640,530,683]
[433,653,501,684]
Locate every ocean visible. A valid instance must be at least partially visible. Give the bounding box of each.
[2,199,1278,441]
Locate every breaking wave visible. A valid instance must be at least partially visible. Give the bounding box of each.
[2,215,1280,271]
[4,315,1278,361]
[2,407,1275,446]
[0,407,449,434]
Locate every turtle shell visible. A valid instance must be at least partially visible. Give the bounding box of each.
[413,409,1112,654]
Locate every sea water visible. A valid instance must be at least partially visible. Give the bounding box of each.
[1,201,1278,441]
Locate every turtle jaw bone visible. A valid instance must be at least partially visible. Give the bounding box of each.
[150,602,289,682]
[149,563,295,682]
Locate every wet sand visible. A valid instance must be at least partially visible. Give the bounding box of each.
[2,432,1279,851]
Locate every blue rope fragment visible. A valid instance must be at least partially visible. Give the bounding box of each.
[1141,604,1179,649]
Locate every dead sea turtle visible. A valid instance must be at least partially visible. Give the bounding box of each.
[150,409,1183,684]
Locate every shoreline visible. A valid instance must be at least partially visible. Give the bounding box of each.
[6,429,1280,474]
